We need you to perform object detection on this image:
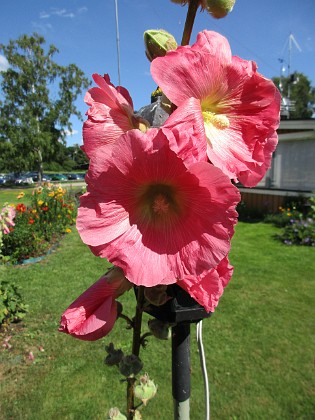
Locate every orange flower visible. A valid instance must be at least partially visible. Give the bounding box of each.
[16,203,26,213]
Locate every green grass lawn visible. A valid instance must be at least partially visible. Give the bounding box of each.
[0,185,84,207]
[0,223,314,419]
[0,187,33,206]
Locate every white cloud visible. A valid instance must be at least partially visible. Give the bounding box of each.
[64,129,79,136]
[31,21,53,33]
[39,11,50,19]
[78,7,88,14]
[0,55,9,72]
[39,7,87,20]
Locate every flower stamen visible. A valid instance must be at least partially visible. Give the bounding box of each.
[152,194,170,215]
[202,111,230,130]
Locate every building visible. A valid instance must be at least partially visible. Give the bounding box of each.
[239,119,315,213]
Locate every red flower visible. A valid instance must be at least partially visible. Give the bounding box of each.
[28,218,35,225]
[16,203,26,213]
[42,206,49,212]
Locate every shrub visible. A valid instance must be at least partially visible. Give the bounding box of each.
[0,280,28,326]
[237,200,265,222]
[264,206,301,228]
[277,217,315,246]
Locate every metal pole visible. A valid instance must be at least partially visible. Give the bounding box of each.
[172,323,191,420]
[114,0,121,85]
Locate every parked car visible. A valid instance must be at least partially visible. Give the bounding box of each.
[23,172,51,182]
[50,173,68,181]
[0,174,9,185]
[0,173,17,185]
[14,174,34,185]
[67,173,85,180]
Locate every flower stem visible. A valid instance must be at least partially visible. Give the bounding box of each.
[181,0,200,46]
[127,286,145,420]
[118,312,134,329]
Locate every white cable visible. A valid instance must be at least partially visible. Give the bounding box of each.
[196,320,210,420]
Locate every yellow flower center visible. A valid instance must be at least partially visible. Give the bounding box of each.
[132,115,150,133]
[202,111,230,130]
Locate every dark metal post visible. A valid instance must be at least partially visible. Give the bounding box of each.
[172,323,191,419]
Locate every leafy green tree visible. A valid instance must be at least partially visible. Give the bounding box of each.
[67,144,89,169]
[0,33,90,179]
[273,72,315,119]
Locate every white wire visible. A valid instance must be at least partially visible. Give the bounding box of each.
[196,320,210,420]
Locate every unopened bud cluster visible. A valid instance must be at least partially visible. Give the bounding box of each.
[206,0,236,18]
[134,373,157,406]
[144,29,177,62]
[170,0,236,19]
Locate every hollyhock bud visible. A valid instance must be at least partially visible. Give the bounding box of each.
[108,407,127,420]
[206,0,236,18]
[119,354,143,377]
[144,29,177,62]
[171,0,207,8]
[144,285,170,306]
[133,411,142,420]
[148,319,172,340]
[105,342,124,366]
[134,373,157,406]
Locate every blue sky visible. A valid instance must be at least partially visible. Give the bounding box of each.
[1,0,314,146]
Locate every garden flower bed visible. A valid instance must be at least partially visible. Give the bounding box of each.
[0,183,77,264]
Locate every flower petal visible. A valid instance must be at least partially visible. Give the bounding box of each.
[178,257,233,312]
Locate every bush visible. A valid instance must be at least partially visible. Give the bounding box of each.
[263,195,315,246]
[277,217,315,246]
[1,183,77,263]
[0,280,28,326]
[237,201,265,222]
[264,206,301,227]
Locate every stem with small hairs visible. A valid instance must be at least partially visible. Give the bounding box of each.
[126,286,145,420]
[181,0,200,46]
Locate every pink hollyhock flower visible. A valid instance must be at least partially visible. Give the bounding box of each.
[83,74,149,158]
[163,97,207,166]
[178,256,233,312]
[151,30,281,187]
[0,205,16,234]
[59,267,132,341]
[77,127,240,287]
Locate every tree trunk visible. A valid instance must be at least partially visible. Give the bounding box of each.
[37,148,43,183]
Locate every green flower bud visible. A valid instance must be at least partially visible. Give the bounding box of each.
[171,0,207,7]
[144,285,170,306]
[119,354,143,377]
[134,373,157,406]
[206,0,236,18]
[108,407,127,420]
[148,319,172,340]
[144,29,177,62]
[134,410,142,420]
